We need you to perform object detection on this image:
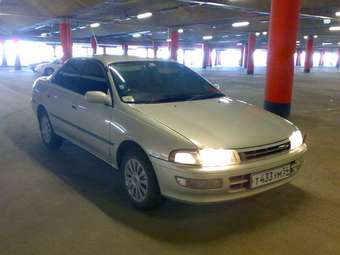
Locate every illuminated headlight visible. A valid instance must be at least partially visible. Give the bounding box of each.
[289,130,303,150]
[169,149,240,167]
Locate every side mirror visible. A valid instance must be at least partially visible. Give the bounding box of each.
[213,83,221,90]
[85,91,111,106]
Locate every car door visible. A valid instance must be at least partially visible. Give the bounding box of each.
[47,59,84,143]
[70,59,113,163]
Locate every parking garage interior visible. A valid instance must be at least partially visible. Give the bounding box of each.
[1,0,340,254]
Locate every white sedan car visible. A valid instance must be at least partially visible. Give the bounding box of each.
[35,59,62,76]
[32,56,307,209]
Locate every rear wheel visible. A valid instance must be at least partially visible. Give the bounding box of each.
[121,148,163,209]
[38,111,63,150]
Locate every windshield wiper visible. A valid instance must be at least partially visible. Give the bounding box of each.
[186,93,225,101]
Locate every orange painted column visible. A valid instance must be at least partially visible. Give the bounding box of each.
[60,18,72,62]
[304,36,314,73]
[169,30,179,61]
[246,33,256,75]
[91,36,97,55]
[264,0,301,118]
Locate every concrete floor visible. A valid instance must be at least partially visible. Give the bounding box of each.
[0,67,340,255]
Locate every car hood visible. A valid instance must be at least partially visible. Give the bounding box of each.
[129,97,297,149]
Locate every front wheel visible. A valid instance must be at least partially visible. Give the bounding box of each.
[38,111,63,150]
[122,148,164,209]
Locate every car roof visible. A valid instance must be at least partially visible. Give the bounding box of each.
[84,55,175,66]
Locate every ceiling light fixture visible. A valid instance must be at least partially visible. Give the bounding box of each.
[132,33,141,38]
[166,38,172,42]
[322,42,332,45]
[79,26,87,29]
[255,32,261,36]
[313,35,318,38]
[178,28,184,33]
[236,43,243,46]
[90,23,100,28]
[329,26,340,31]
[137,12,152,19]
[232,21,250,28]
[335,11,340,16]
[262,31,267,36]
[202,35,213,40]
[304,35,308,39]
[40,33,48,37]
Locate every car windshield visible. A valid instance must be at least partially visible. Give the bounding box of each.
[109,61,224,104]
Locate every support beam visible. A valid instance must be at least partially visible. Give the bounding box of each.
[91,36,97,55]
[240,46,244,67]
[60,18,72,62]
[0,38,7,67]
[202,43,211,69]
[153,42,158,58]
[122,43,128,56]
[296,49,301,67]
[264,0,301,118]
[319,49,325,67]
[336,48,340,69]
[215,50,221,66]
[246,33,256,75]
[244,45,248,68]
[13,38,21,71]
[304,36,314,73]
[169,29,179,61]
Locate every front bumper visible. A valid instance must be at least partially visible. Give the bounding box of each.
[150,144,307,204]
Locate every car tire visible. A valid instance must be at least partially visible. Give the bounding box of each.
[121,147,164,210]
[38,110,63,150]
[44,68,54,76]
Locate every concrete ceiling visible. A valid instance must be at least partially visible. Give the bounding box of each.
[1,0,340,48]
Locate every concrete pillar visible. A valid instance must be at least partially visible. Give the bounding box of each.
[202,43,211,69]
[304,36,314,73]
[215,50,222,66]
[336,48,340,68]
[246,33,256,75]
[60,18,72,62]
[240,46,244,67]
[122,43,128,56]
[13,38,21,71]
[319,49,325,67]
[52,45,57,58]
[244,45,248,68]
[103,46,107,55]
[153,42,158,58]
[296,49,301,67]
[0,38,7,67]
[264,0,301,118]
[169,29,179,61]
[183,50,186,65]
[91,36,97,55]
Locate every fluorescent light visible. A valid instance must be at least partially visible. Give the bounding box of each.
[313,35,318,38]
[255,32,261,36]
[235,34,242,37]
[330,26,340,31]
[72,28,77,31]
[232,21,249,28]
[202,35,213,40]
[338,42,340,45]
[236,43,243,46]
[304,35,308,39]
[166,38,171,42]
[296,41,300,44]
[178,28,184,33]
[132,33,141,38]
[262,31,268,36]
[322,42,333,45]
[336,11,340,16]
[40,33,48,37]
[90,23,100,28]
[323,19,331,24]
[137,12,152,19]
[79,26,87,29]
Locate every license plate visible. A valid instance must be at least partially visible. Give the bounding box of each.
[251,165,292,189]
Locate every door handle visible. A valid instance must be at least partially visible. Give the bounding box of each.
[71,104,78,110]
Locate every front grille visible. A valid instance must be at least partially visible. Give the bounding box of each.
[238,140,290,161]
[229,174,250,193]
